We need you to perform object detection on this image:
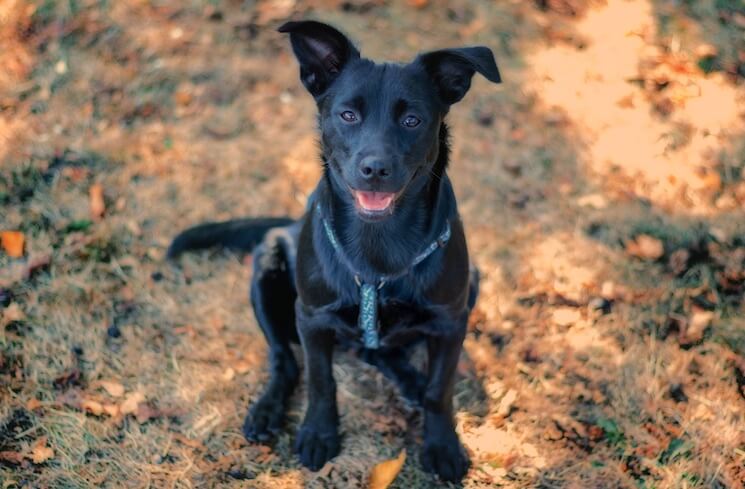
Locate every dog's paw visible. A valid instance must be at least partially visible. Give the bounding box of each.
[294,424,340,470]
[420,438,470,482]
[242,400,284,442]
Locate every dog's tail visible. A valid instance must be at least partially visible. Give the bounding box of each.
[166,217,294,259]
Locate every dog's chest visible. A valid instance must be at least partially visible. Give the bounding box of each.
[334,298,436,348]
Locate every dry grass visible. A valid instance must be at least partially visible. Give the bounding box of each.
[1,0,744,488]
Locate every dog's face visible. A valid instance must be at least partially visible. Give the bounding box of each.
[279,21,501,221]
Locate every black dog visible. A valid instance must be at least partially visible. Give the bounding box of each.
[168,20,500,482]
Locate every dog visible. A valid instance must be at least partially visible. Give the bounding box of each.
[168,20,501,482]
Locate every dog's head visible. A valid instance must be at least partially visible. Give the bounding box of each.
[279,21,501,222]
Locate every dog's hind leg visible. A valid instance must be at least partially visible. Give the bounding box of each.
[243,230,300,442]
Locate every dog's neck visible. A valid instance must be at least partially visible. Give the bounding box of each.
[318,124,452,277]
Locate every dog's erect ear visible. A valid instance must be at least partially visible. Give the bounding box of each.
[278,21,360,97]
[417,47,501,105]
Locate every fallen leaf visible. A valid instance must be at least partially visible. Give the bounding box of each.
[1,231,25,258]
[173,325,197,338]
[99,380,125,397]
[174,89,193,106]
[2,302,25,326]
[102,403,120,417]
[0,451,25,465]
[233,359,253,374]
[552,307,581,326]
[81,398,104,416]
[682,310,714,344]
[497,389,518,418]
[120,391,145,415]
[26,398,42,411]
[173,433,205,450]
[135,402,158,423]
[89,183,105,220]
[616,94,635,108]
[625,234,664,260]
[53,368,82,390]
[30,437,54,464]
[222,367,235,381]
[695,43,718,59]
[255,0,296,25]
[318,461,334,478]
[368,449,406,489]
[407,0,428,8]
[668,249,690,275]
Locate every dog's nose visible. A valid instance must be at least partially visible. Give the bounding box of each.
[358,157,392,180]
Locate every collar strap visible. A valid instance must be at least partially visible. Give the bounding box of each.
[318,203,451,285]
[317,203,451,349]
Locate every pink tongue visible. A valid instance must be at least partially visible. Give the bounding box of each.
[355,191,395,211]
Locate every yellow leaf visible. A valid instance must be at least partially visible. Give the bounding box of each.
[1,231,25,258]
[99,380,125,397]
[120,391,145,415]
[625,234,664,260]
[368,449,406,489]
[89,183,105,220]
[81,398,104,416]
[102,403,120,417]
[30,437,54,464]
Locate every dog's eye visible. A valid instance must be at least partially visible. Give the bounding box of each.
[403,115,421,128]
[340,111,358,123]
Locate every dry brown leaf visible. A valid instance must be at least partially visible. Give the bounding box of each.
[255,0,296,25]
[102,403,120,417]
[222,367,235,381]
[120,392,145,414]
[99,380,125,397]
[0,450,25,465]
[695,43,718,59]
[81,398,104,416]
[407,0,428,8]
[2,302,25,326]
[625,234,664,260]
[233,359,253,374]
[173,433,205,450]
[26,398,42,411]
[368,449,406,489]
[89,183,105,220]
[684,310,714,343]
[135,403,158,423]
[497,389,518,418]
[30,437,54,464]
[552,307,581,326]
[1,231,25,258]
[318,461,334,478]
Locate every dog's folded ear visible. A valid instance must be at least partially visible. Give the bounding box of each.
[417,47,501,105]
[278,21,360,97]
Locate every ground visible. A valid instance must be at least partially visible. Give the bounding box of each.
[1,0,745,487]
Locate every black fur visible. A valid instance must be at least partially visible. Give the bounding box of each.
[168,21,500,482]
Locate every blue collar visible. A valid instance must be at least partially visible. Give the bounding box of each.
[317,204,451,349]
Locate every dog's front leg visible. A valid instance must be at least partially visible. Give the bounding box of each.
[421,319,470,482]
[295,308,340,470]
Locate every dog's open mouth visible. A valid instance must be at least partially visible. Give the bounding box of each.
[353,190,396,213]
